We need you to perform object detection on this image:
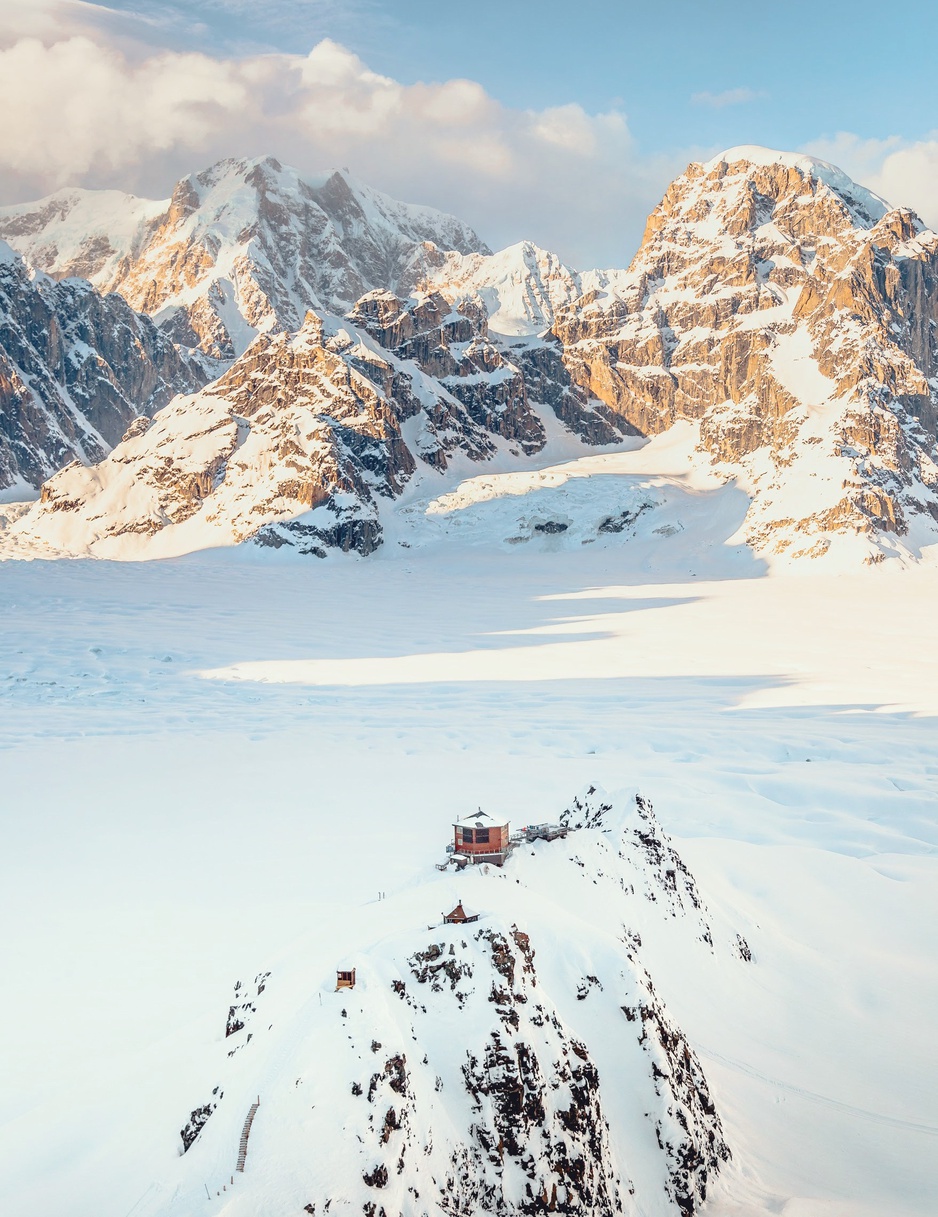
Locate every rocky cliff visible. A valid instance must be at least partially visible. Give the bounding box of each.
[0,241,205,491]
[6,278,630,558]
[552,147,938,559]
[5,299,558,558]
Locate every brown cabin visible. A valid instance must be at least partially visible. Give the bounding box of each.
[443,901,479,925]
[453,811,511,865]
[335,968,356,990]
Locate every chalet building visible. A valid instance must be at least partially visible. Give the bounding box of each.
[453,811,511,866]
[443,901,479,924]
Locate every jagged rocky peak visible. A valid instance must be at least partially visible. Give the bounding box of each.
[0,240,205,491]
[5,147,938,564]
[345,287,548,454]
[554,146,938,561]
[643,146,889,250]
[348,288,485,350]
[0,156,492,362]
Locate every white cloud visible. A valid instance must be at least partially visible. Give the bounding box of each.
[801,132,938,231]
[0,6,689,267]
[4,5,937,270]
[691,87,764,109]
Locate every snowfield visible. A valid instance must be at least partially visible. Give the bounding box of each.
[1,497,937,1217]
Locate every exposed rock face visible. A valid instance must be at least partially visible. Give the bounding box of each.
[348,289,547,454]
[180,1089,222,1154]
[356,925,631,1216]
[0,158,490,361]
[9,307,540,558]
[163,787,736,1217]
[0,242,204,489]
[5,148,938,562]
[552,148,938,558]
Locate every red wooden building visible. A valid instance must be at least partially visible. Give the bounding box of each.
[452,811,511,866]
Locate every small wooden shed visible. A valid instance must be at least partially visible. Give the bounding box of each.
[443,901,479,925]
[335,968,356,990]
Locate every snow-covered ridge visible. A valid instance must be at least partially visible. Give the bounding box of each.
[143,787,741,1217]
[415,239,631,337]
[704,145,890,224]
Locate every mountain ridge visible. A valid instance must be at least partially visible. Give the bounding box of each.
[2,146,938,566]
[0,157,491,361]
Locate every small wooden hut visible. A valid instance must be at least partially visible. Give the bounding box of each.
[443,901,479,925]
[335,968,356,990]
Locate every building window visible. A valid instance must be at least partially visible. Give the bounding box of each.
[475,829,490,844]
[461,828,473,844]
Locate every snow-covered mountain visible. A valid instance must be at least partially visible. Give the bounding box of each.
[555,147,938,560]
[142,788,738,1217]
[0,240,204,492]
[2,147,938,564]
[0,157,489,361]
[3,300,556,559]
[417,240,630,337]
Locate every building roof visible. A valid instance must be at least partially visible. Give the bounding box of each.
[453,810,509,830]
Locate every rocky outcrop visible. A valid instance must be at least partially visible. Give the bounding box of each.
[0,242,204,490]
[348,289,547,454]
[551,148,938,558]
[180,1088,222,1154]
[5,308,530,558]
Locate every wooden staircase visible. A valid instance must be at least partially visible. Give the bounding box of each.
[236,1099,260,1173]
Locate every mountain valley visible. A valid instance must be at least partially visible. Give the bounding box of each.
[2,145,938,1217]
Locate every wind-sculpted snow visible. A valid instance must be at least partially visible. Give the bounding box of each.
[148,788,737,1217]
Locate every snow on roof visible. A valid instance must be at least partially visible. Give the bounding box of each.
[453,811,509,829]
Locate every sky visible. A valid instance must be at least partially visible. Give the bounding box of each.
[1,0,937,266]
